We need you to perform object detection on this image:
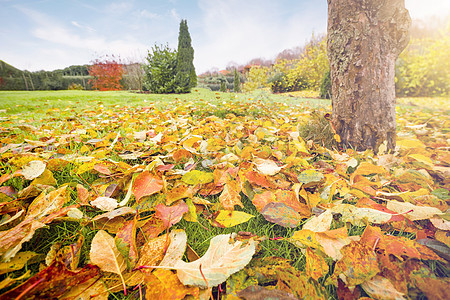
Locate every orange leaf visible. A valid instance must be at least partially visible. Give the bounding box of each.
[132,171,164,202]
[144,269,199,300]
[0,261,99,299]
[331,240,380,286]
[219,180,243,210]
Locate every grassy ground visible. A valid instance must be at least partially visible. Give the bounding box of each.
[0,89,448,299]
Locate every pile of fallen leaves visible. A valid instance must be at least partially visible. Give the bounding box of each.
[0,97,449,299]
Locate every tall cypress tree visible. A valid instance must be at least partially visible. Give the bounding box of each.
[175,20,197,93]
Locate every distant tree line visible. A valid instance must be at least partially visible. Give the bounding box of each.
[0,60,92,90]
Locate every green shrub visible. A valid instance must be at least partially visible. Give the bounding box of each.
[319,69,331,99]
[68,83,84,90]
[143,44,178,94]
[395,36,450,96]
[233,69,241,92]
[298,110,337,149]
[220,79,227,92]
[242,66,270,92]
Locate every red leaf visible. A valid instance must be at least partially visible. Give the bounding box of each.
[155,201,189,229]
[0,261,99,299]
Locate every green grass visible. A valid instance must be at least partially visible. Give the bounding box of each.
[2,89,447,299]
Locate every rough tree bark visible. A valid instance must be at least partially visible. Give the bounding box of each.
[327,0,410,152]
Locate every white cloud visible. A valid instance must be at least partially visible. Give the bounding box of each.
[71,21,95,32]
[139,9,159,19]
[194,0,326,73]
[171,8,180,21]
[406,0,450,19]
[13,5,148,70]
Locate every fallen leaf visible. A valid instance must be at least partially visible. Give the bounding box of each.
[181,170,214,185]
[386,200,443,221]
[136,234,167,273]
[0,261,99,299]
[361,275,407,300]
[219,180,243,210]
[0,219,46,262]
[162,233,257,288]
[27,185,69,220]
[21,160,46,180]
[261,202,301,228]
[155,201,189,229]
[159,229,187,268]
[132,171,164,202]
[144,269,199,300]
[0,251,41,275]
[213,210,254,228]
[331,240,380,286]
[253,158,283,176]
[297,169,324,186]
[115,216,138,269]
[302,209,333,232]
[60,277,108,300]
[236,285,296,300]
[305,247,329,281]
[90,196,118,212]
[89,230,127,293]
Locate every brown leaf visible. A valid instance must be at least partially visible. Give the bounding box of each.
[115,216,139,269]
[0,219,46,262]
[237,285,296,300]
[136,235,167,273]
[0,261,99,299]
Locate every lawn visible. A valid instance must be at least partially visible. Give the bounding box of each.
[0,89,448,299]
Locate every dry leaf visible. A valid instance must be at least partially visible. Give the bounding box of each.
[21,160,46,180]
[159,233,257,288]
[386,200,443,221]
[90,196,118,211]
[89,230,127,293]
[253,158,284,176]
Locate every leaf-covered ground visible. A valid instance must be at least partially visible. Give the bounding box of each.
[0,90,449,299]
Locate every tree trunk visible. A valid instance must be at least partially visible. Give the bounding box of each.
[327,0,410,152]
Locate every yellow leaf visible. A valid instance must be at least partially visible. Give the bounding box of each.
[305,247,329,281]
[0,251,41,275]
[354,162,387,176]
[397,138,426,149]
[214,210,254,227]
[409,153,434,167]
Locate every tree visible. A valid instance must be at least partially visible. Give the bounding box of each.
[88,55,124,91]
[327,0,410,152]
[123,62,144,91]
[174,19,197,93]
[233,69,241,92]
[143,44,177,94]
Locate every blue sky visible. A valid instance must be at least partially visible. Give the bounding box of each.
[0,0,449,73]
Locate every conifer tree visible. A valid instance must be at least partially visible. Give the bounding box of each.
[233,69,241,92]
[175,19,197,93]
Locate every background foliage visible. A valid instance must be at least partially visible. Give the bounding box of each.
[88,55,124,91]
[143,44,178,94]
